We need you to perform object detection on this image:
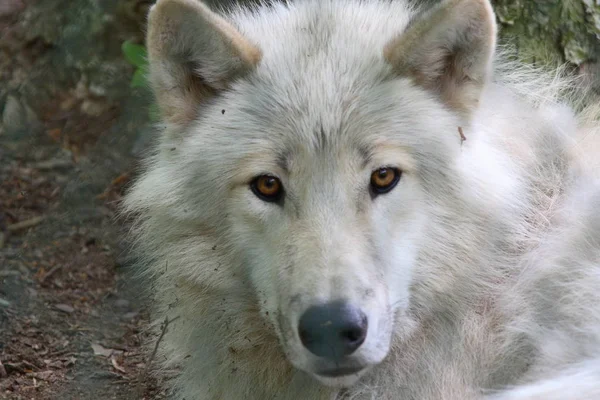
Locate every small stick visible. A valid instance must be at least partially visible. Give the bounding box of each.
[136,316,180,398]
[39,264,62,284]
[0,359,7,378]
[458,126,467,145]
[7,216,45,232]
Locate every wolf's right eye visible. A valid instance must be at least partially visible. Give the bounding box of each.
[250,175,284,203]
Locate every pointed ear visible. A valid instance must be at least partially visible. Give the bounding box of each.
[384,0,497,119]
[146,0,262,125]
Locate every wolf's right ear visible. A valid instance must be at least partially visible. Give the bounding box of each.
[146,0,262,125]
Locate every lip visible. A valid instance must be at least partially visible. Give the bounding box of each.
[316,366,365,377]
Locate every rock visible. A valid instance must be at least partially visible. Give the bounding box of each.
[54,304,75,314]
[2,95,23,130]
[122,311,138,320]
[579,61,600,96]
[0,0,25,18]
[2,95,43,139]
[114,299,130,308]
[81,98,110,117]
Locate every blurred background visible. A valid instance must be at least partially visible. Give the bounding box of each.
[0,0,598,399]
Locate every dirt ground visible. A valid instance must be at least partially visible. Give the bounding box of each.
[0,1,167,399]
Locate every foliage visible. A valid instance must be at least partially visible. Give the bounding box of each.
[121,40,148,88]
[121,40,160,121]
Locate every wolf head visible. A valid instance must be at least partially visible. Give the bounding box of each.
[134,0,498,388]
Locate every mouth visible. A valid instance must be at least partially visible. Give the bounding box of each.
[316,366,365,377]
[311,365,369,388]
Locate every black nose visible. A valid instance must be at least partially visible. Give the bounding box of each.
[298,301,368,360]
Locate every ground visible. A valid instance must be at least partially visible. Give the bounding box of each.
[0,1,166,398]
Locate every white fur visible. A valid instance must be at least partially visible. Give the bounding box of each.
[122,0,600,398]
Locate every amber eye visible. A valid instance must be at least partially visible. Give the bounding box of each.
[251,175,284,203]
[370,167,401,195]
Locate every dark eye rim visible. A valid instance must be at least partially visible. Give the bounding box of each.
[370,167,402,196]
[250,175,284,203]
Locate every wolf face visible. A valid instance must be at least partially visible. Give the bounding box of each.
[134,0,498,388]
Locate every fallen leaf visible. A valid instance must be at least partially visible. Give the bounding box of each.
[64,356,77,367]
[111,356,126,374]
[44,359,63,369]
[31,370,53,381]
[111,173,130,187]
[46,128,62,142]
[91,343,114,358]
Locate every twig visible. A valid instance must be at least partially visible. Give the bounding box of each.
[33,159,73,171]
[136,316,180,397]
[7,216,45,232]
[458,126,467,145]
[0,359,7,379]
[39,264,62,284]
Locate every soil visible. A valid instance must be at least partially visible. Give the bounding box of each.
[0,1,166,399]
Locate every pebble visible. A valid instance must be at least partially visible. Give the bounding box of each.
[54,304,75,314]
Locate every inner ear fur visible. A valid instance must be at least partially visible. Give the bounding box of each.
[146,0,262,126]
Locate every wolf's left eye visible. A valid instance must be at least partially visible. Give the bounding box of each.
[370,167,401,195]
[251,175,284,203]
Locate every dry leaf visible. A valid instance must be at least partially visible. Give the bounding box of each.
[64,356,77,367]
[110,356,126,373]
[46,128,62,142]
[91,343,113,358]
[31,371,53,381]
[111,173,130,187]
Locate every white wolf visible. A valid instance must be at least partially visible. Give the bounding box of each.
[122,0,600,398]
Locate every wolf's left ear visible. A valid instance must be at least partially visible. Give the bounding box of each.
[384,0,497,120]
[146,0,262,126]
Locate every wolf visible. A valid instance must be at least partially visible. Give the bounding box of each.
[122,0,600,398]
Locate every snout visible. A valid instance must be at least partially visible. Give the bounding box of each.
[298,301,368,360]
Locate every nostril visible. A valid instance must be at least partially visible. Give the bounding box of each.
[299,328,311,346]
[341,326,366,345]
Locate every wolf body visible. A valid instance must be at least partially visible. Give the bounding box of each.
[123,0,600,398]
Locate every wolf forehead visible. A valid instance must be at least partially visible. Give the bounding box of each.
[243,2,412,74]
[188,2,458,157]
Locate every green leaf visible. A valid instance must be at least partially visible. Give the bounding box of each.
[130,68,148,88]
[122,41,148,68]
